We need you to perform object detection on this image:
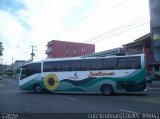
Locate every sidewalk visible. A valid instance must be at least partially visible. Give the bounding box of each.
[149,80,160,88]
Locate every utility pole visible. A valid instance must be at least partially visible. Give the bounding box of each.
[31,46,36,62]
[12,58,14,71]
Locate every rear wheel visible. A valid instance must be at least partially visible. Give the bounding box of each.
[100,84,113,96]
[33,84,42,93]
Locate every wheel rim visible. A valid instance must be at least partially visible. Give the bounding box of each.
[103,86,111,95]
[35,86,42,93]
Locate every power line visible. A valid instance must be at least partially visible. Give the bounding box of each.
[35,21,150,60]
[91,21,150,44]
[53,0,114,37]
[88,16,160,44]
[28,1,150,60]
[54,0,133,38]
[84,15,149,43]
[16,46,30,56]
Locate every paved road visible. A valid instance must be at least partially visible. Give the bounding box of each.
[0,78,160,118]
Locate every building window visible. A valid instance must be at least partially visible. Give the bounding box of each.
[82,47,85,52]
[155,66,159,72]
[73,47,76,53]
[65,46,69,52]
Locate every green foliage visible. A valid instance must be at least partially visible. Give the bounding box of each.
[4,70,15,77]
[0,42,4,56]
[16,68,21,75]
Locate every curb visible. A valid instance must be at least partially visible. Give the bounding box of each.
[147,81,160,88]
[147,87,160,90]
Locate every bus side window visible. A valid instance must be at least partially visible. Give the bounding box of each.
[127,56,141,69]
[89,59,102,70]
[44,62,51,72]
[80,60,88,71]
[43,61,60,72]
[72,60,80,71]
[59,62,65,71]
[52,62,60,71]
[59,61,72,71]
[117,58,127,69]
[103,58,116,70]
[126,57,132,69]
[67,61,72,71]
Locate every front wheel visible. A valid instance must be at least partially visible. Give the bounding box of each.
[33,84,42,93]
[100,84,114,96]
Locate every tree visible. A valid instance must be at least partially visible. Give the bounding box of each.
[0,42,4,64]
[0,42,4,56]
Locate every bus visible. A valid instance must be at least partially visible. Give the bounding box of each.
[19,54,146,95]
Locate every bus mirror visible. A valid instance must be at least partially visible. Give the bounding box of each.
[22,74,26,78]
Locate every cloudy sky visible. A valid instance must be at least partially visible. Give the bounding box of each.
[0,0,150,64]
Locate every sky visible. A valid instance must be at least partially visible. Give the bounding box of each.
[0,0,150,64]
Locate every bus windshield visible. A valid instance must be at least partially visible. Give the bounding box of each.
[20,63,41,80]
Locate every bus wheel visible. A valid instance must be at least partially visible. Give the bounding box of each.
[100,84,113,96]
[33,84,42,93]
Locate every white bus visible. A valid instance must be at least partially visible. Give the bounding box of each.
[19,54,146,95]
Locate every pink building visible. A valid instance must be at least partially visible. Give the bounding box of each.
[45,40,95,58]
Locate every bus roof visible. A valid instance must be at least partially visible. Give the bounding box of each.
[23,54,145,66]
[43,54,145,62]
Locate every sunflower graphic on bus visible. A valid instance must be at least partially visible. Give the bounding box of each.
[44,73,59,91]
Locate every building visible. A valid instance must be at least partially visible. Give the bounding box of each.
[149,0,160,80]
[122,0,160,80]
[45,40,95,58]
[83,47,124,57]
[122,34,151,74]
[13,60,29,70]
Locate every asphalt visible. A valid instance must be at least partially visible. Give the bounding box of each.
[0,78,160,119]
